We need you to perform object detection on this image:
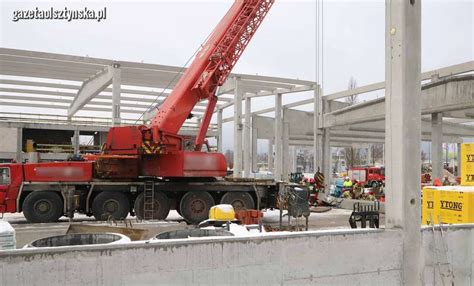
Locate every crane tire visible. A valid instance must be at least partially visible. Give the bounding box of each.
[23,191,63,223]
[220,192,255,211]
[134,191,170,220]
[92,192,130,221]
[179,191,214,224]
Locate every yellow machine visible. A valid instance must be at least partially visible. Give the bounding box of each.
[208,204,236,221]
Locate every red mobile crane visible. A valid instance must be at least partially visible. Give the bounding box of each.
[0,0,278,224]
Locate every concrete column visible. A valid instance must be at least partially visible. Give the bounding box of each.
[217,109,223,153]
[72,129,80,155]
[16,128,22,163]
[282,120,290,181]
[322,128,331,188]
[313,84,322,173]
[268,139,274,172]
[291,146,297,173]
[367,144,372,165]
[243,97,252,177]
[112,64,121,126]
[385,0,422,284]
[251,123,258,173]
[457,142,462,176]
[233,78,243,178]
[274,93,283,181]
[321,98,331,191]
[431,113,443,180]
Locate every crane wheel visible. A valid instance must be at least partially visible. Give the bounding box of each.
[22,191,63,223]
[220,192,255,211]
[134,191,170,220]
[179,191,215,224]
[92,192,130,221]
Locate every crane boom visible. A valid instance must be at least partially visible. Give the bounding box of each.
[151,0,274,135]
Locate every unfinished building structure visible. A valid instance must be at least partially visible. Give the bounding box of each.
[1,0,474,284]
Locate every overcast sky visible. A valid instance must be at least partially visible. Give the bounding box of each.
[1,0,473,151]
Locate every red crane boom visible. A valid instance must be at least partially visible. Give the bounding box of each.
[101,0,274,178]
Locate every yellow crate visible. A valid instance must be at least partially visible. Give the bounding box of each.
[461,143,474,186]
[422,186,474,225]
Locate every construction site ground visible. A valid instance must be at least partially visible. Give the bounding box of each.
[3,208,385,248]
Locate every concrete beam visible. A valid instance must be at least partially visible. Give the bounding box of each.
[384,0,422,284]
[68,66,114,118]
[323,75,474,128]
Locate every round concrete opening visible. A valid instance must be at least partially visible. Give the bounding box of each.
[155,229,234,239]
[27,233,130,248]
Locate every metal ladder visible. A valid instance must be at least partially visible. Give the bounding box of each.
[143,181,155,220]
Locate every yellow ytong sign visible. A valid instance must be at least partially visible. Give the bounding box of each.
[461,143,474,186]
[422,186,474,225]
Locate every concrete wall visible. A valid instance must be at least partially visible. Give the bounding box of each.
[422,224,474,285]
[0,226,472,285]
[1,229,403,285]
[0,127,18,153]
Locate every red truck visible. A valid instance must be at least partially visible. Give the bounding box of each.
[348,166,385,188]
[0,0,279,224]
[0,161,279,224]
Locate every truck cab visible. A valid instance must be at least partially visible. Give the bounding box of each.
[0,163,24,214]
[348,166,385,188]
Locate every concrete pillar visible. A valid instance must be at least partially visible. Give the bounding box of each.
[274,93,283,181]
[243,97,252,177]
[321,98,331,190]
[72,129,80,155]
[367,144,372,165]
[457,142,462,176]
[385,0,422,284]
[322,129,331,188]
[282,120,290,181]
[112,64,121,126]
[431,113,443,180]
[268,139,274,172]
[16,128,22,163]
[233,78,243,178]
[291,146,297,172]
[217,109,223,153]
[251,123,258,173]
[313,84,322,173]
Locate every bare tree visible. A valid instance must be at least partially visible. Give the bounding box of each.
[371,144,384,165]
[345,76,359,106]
[343,77,360,168]
[344,147,364,169]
